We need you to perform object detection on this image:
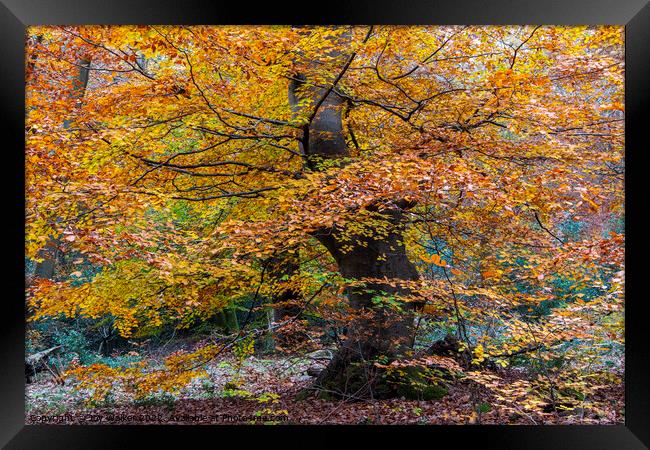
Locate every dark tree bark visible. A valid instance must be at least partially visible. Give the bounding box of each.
[311,213,420,398]
[289,27,421,398]
[266,250,305,351]
[269,250,302,322]
[212,308,239,333]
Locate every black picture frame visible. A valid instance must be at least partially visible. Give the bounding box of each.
[1,0,647,448]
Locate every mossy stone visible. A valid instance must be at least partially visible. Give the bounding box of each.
[390,366,449,400]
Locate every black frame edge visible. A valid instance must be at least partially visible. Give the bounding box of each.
[2,1,648,448]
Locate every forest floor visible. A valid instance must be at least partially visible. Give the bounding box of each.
[25,347,625,425]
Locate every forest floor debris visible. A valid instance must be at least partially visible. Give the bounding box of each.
[26,353,624,425]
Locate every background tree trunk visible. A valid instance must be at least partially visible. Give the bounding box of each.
[31,58,91,284]
[268,250,303,350]
[212,308,239,333]
[269,250,302,322]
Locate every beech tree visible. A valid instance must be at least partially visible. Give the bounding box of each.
[26,25,624,404]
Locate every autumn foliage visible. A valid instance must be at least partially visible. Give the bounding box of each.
[26,25,624,424]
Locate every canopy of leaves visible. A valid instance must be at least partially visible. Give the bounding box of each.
[25,25,624,423]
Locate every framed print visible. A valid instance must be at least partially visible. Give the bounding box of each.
[1,0,648,448]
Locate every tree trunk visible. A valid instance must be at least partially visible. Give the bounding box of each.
[269,250,302,322]
[311,211,419,398]
[32,58,91,283]
[289,27,421,397]
[268,250,303,350]
[213,308,239,333]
